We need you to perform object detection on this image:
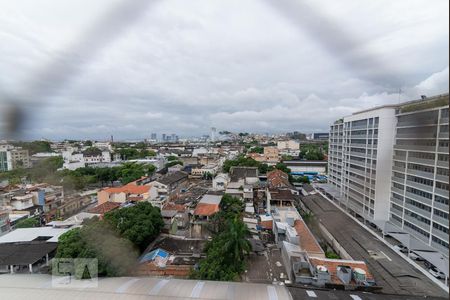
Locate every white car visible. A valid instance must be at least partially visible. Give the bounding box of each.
[408,251,423,261]
[429,267,446,279]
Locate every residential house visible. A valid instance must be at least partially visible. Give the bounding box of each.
[97,183,154,205]
[151,171,189,203]
[212,173,230,191]
[277,140,300,156]
[88,201,121,218]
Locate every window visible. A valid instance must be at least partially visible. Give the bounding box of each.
[405,210,431,224]
[436,181,449,191]
[432,236,449,248]
[404,221,430,238]
[433,208,449,219]
[406,186,432,199]
[406,175,433,186]
[433,222,449,234]
[405,197,431,212]
[435,195,449,205]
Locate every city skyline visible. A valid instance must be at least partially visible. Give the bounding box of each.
[0,0,448,140]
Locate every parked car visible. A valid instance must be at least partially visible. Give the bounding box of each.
[408,251,423,261]
[429,267,446,279]
[424,260,436,269]
[393,244,408,253]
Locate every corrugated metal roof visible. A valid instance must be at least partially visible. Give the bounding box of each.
[0,274,293,300]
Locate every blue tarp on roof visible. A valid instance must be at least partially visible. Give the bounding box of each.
[140,248,169,263]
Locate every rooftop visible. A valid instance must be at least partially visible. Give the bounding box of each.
[308,257,374,285]
[101,183,150,195]
[294,219,324,256]
[88,201,121,215]
[0,227,70,244]
[0,242,57,265]
[230,166,258,182]
[157,171,188,186]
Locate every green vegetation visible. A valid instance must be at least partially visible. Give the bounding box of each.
[83,147,102,156]
[191,195,250,281]
[15,216,40,228]
[222,155,260,173]
[55,202,163,277]
[248,146,264,154]
[281,154,294,161]
[11,141,52,155]
[299,144,326,160]
[400,96,448,113]
[291,176,310,184]
[116,148,156,160]
[104,202,164,252]
[325,250,340,259]
[0,159,156,190]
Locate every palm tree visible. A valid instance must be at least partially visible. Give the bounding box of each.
[221,218,251,263]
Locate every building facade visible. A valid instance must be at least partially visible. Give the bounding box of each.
[328,94,449,257]
[389,94,449,255]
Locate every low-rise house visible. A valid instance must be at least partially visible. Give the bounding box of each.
[88,201,121,218]
[230,166,259,184]
[191,164,218,178]
[277,140,300,156]
[97,183,154,205]
[163,203,189,231]
[152,171,189,202]
[212,173,229,191]
[161,210,178,234]
[267,189,296,210]
[193,194,221,221]
[167,163,183,173]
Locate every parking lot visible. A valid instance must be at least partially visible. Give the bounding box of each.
[299,185,447,298]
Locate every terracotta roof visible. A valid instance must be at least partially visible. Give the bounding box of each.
[101,183,150,195]
[294,219,324,256]
[308,257,374,285]
[267,169,291,189]
[88,202,121,215]
[194,203,220,216]
[163,203,187,212]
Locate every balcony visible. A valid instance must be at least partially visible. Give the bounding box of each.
[348,184,365,195]
[394,144,436,152]
[391,186,404,196]
[396,133,437,139]
[349,159,365,167]
[397,120,438,128]
[434,187,449,198]
[435,174,449,183]
[432,227,449,241]
[438,146,449,153]
[391,196,404,206]
[408,157,435,166]
[394,155,406,161]
[432,214,449,228]
[439,132,449,139]
[349,167,366,177]
[405,180,433,193]
[392,165,405,173]
[437,160,448,168]
[434,201,449,212]
[350,134,368,139]
[404,214,431,232]
[390,206,403,218]
[391,176,405,185]
[404,203,431,219]
[349,151,367,158]
[405,191,432,206]
[406,169,434,180]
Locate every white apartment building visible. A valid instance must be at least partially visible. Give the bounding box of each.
[328,94,449,257]
[328,106,397,222]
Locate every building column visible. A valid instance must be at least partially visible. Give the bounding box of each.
[46,254,49,266]
[29,264,33,273]
[10,265,14,274]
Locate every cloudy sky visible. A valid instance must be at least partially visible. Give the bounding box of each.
[0,0,448,140]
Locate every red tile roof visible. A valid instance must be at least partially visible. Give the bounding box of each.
[267,169,291,189]
[194,203,220,216]
[102,183,150,195]
[294,219,324,256]
[88,201,121,215]
[163,203,187,212]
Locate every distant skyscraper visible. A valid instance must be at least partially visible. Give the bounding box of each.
[210,127,216,142]
[171,134,176,142]
[151,133,157,140]
[162,134,166,141]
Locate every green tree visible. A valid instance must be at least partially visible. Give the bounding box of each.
[15,216,40,228]
[104,202,163,252]
[249,146,264,154]
[83,147,102,157]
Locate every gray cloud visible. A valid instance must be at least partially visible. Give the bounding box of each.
[0,0,448,140]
